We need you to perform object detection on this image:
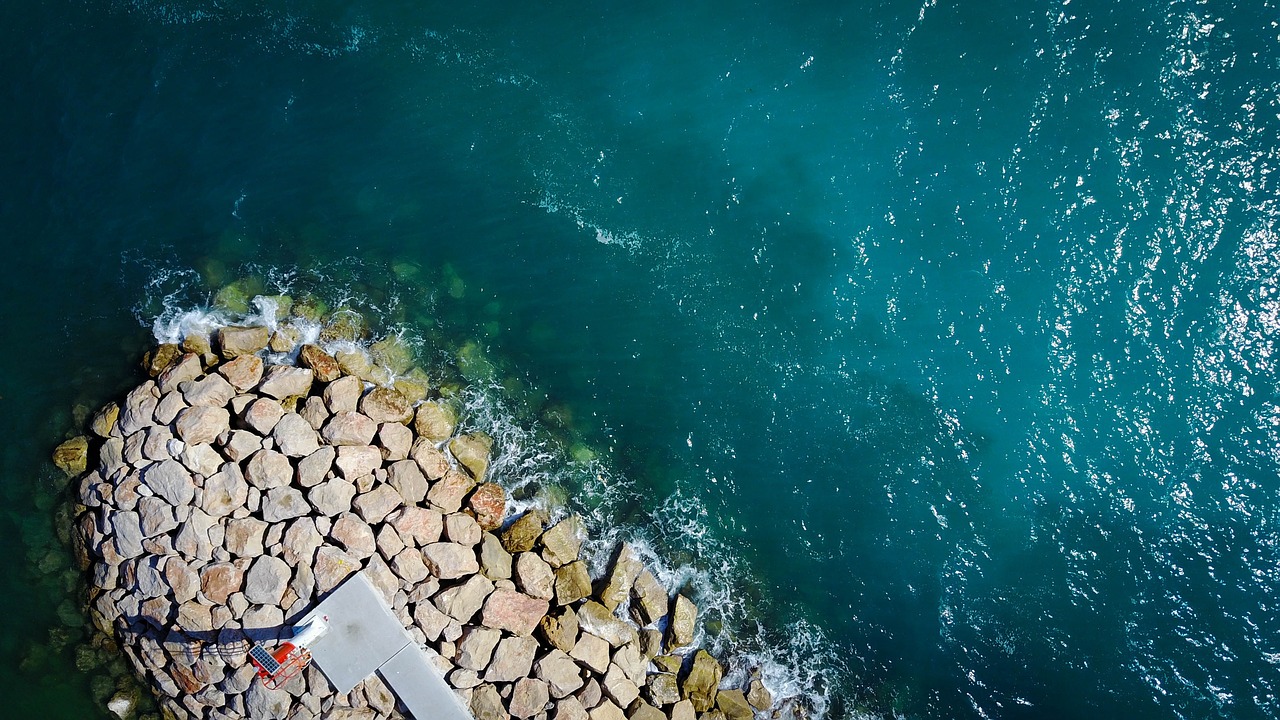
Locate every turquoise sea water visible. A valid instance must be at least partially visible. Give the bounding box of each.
[3,1,1279,718]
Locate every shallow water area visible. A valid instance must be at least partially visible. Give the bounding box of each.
[4,1,1280,719]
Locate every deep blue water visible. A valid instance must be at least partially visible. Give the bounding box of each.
[3,1,1279,718]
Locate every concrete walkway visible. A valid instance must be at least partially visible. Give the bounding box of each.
[300,572,473,720]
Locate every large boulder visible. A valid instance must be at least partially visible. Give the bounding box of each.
[630,570,668,626]
[555,561,592,606]
[335,445,382,480]
[141,459,195,506]
[481,589,550,636]
[538,607,580,653]
[353,484,401,524]
[414,401,458,442]
[174,406,229,446]
[182,373,236,408]
[261,486,311,523]
[537,649,587,699]
[244,555,291,606]
[667,595,697,649]
[501,509,548,553]
[515,551,556,600]
[387,459,428,505]
[298,344,341,382]
[258,365,313,400]
[680,650,722,712]
[509,677,550,719]
[576,601,639,649]
[359,387,413,425]
[218,326,271,359]
[272,413,320,457]
[423,542,480,580]
[218,353,264,390]
[598,543,643,612]
[433,574,495,622]
[323,412,378,447]
[244,449,293,490]
[467,483,506,531]
[485,635,539,683]
[449,432,493,481]
[539,516,583,568]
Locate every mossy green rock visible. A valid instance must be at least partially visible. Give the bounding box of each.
[52,436,89,476]
[450,432,493,481]
[716,689,753,720]
[680,649,723,712]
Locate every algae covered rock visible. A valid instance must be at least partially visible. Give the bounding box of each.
[414,401,458,442]
[450,432,493,481]
[680,649,723,712]
[53,436,90,476]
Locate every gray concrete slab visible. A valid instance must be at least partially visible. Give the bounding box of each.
[302,573,412,694]
[380,644,473,720]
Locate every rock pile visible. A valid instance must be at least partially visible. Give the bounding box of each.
[64,317,775,720]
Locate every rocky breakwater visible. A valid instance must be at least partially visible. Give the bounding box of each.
[63,321,776,720]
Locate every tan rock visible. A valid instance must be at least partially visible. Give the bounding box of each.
[510,677,550,719]
[352,484,401,524]
[297,445,336,487]
[746,678,772,711]
[414,401,457,442]
[174,406,230,446]
[314,545,360,593]
[553,696,590,720]
[298,344,341,382]
[90,402,120,438]
[433,574,495,622]
[244,555,291,606]
[668,699,695,720]
[539,606,580,653]
[272,412,320,457]
[323,412,378,447]
[308,477,357,517]
[387,459,428,505]
[479,532,513,580]
[515,551,556,600]
[667,595,697,650]
[412,597,451,641]
[645,674,680,707]
[501,509,549,553]
[242,397,285,435]
[300,395,330,430]
[555,561,593,606]
[537,649,587,699]
[258,365,313,400]
[359,387,413,425]
[201,462,249,517]
[410,439,450,480]
[539,516,583,568]
[449,432,492,481]
[444,513,482,547]
[577,601,639,649]
[262,486,311,523]
[627,701,665,720]
[481,588,550,636]
[630,570,667,626]
[142,458,196,506]
[200,561,247,604]
[486,634,540,682]
[335,444,382,480]
[680,650,722,712]
[389,506,444,546]
[217,326,270,359]
[244,449,293,490]
[282,518,323,566]
[588,699,626,720]
[330,513,377,558]
[602,663,640,710]
[377,422,413,461]
[570,632,612,675]
[470,683,506,720]
[145,342,184,377]
[182,373,236,408]
[391,547,430,584]
[427,467,476,512]
[118,381,159,435]
[423,542,480,580]
[218,353,264,390]
[599,543,643,612]
[613,643,646,685]
[456,626,502,671]
[157,352,202,393]
[715,690,752,720]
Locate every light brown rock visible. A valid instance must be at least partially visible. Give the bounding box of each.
[244,449,293,490]
[308,478,357,517]
[486,634,540,682]
[480,532,513,580]
[242,397,286,435]
[414,401,458,442]
[200,561,247,605]
[298,344,341,382]
[359,387,413,425]
[444,513,482,547]
[323,375,363,413]
[387,459,428,505]
[183,373,236,408]
[427,468,476,512]
[482,589,550,636]
[667,595,697,650]
[258,365,313,400]
[174,406,230,446]
[262,486,310,523]
[272,412,320,457]
[218,354,265,390]
[330,513,377,558]
[456,626,502,671]
[352,484,401,524]
[433,574,495,623]
[218,326,270,359]
[449,432,492,481]
[423,542,480,580]
[335,445,382,481]
[577,601,639,649]
[599,543,643,612]
[555,561,592,606]
[467,483,506,531]
[314,545,360,593]
[297,445,335,487]
[537,649,587,699]
[510,677,550,719]
[410,439,450,480]
[539,607,580,654]
[630,570,667,626]
[324,412,378,447]
[501,509,549,553]
[377,422,413,461]
[389,506,443,546]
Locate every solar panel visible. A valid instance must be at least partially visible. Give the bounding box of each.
[249,645,281,675]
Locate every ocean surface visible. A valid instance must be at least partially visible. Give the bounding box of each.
[2,1,1279,718]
